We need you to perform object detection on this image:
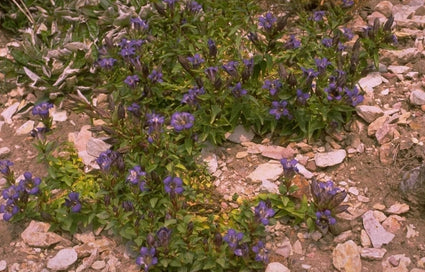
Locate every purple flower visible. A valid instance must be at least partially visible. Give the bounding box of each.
[156,227,172,248]
[181,86,205,106]
[254,201,275,225]
[230,82,247,97]
[262,79,282,96]
[136,247,158,271]
[0,160,13,175]
[32,102,53,119]
[269,100,291,120]
[163,0,177,7]
[131,17,149,31]
[163,176,184,195]
[127,166,147,192]
[242,58,254,80]
[0,200,20,221]
[280,158,299,179]
[224,229,243,250]
[187,54,204,68]
[64,192,82,213]
[258,12,276,31]
[285,34,301,49]
[342,0,354,7]
[119,46,136,58]
[188,1,202,13]
[97,57,117,69]
[148,69,163,83]
[313,10,326,22]
[122,200,134,211]
[170,112,194,131]
[207,39,217,57]
[316,209,337,230]
[310,179,349,218]
[321,38,333,48]
[222,61,238,77]
[343,27,354,41]
[124,75,139,88]
[95,150,123,172]
[127,103,141,117]
[337,42,346,51]
[296,89,310,105]
[205,66,218,82]
[147,113,165,136]
[301,67,319,79]
[315,57,331,73]
[345,86,364,106]
[2,185,22,201]
[324,82,343,101]
[252,241,269,263]
[19,172,41,195]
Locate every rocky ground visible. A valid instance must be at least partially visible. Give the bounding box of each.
[1,0,425,271]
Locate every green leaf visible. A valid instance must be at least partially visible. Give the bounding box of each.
[150,198,158,208]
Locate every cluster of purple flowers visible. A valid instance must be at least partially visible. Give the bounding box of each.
[64,192,82,213]
[170,112,194,132]
[96,149,124,172]
[285,34,301,49]
[118,38,145,60]
[345,86,364,106]
[188,1,202,13]
[224,229,269,263]
[127,166,147,192]
[0,160,13,177]
[258,12,276,31]
[32,102,53,119]
[163,176,184,196]
[230,82,247,98]
[136,247,158,271]
[97,57,117,70]
[222,61,239,78]
[181,86,205,106]
[187,53,204,68]
[280,158,298,180]
[316,209,336,229]
[148,69,163,83]
[146,112,165,142]
[130,17,149,31]
[313,10,326,22]
[262,79,282,96]
[296,89,310,105]
[124,75,140,88]
[269,100,292,120]
[254,201,275,225]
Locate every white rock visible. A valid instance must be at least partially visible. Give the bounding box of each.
[51,110,68,122]
[386,202,409,214]
[293,240,303,255]
[247,161,283,183]
[0,260,6,271]
[91,260,106,270]
[260,180,279,193]
[360,230,372,248]
[0,147,11,157]
[362,210,395,248]
[382,254,411,272]
[410,89,425,105]
[15,120,35,135]
[356,105,384,123]
[86,138,112,158]
[332,240,362,272]
[358,72,386,90]
[295,163,314,179]
[314,149,346,168]
[259,145,296,160]
[1,102,20,124]
[406,224,419,238]
[375,1,393,17]
[21,220,66,248]
[47,248,78,271]
[361,248,387,260]
[388,65,411,74]
[265,262,290,272]
[225,125,255,143]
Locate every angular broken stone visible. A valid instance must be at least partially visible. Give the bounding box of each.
[225,125,255,143]
[0,147,11,158]
[410,89,425,105]
[388,65,411,74]
[15,120,34,136]
[356,105,384,123]
[265,262,290,272]
[362,210,395,248]
[358,72,385,91]
[399,164,425,210]
[375,1,393,17]
[21,220,69,248]
[382,254,411,272]
[247,161,283,183]
[386,203,410,215]
[47,248,78,271]
[259,145,296,160]
[332,240,362,272]
[314,149,346,168]
[361,248,387,261]
[86,138,112,158]
[1,102,20,124]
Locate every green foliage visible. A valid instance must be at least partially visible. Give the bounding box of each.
[0,0,396,271]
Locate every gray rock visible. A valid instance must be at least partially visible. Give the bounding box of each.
[47,248,78,271]
[356,105,384,123]
[333,230,353,243]
[0,147,11,158]
[332,240,362,272]
[361,248,387,260]
[375,1,393,17]
[260,180,279,194]
[362,210,395,248]
[360,230,372,247]
[1,102,20,124]
[259,145,296,160]
[247,161,283,183]
[381,254,411,272]
[388,65,411,74]
[86,138,112,158]
[314,149,346,168]
[225,125,255,143]
[265,262,290,272]
[21,220,68,248]
[358,72,386,91]
[399,164,425,210]
[15,120,34,136]
[382,48,421,65]
[410,89,425,105]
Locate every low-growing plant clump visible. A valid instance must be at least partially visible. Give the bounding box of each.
[0,0,396,271]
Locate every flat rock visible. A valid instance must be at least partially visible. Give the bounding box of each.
[247,161,283,183]
[410,89,425,105]
[314,149,346,168]
[382,48,421,65]
[381,254,411,272]
[361,248,387,261]
[0,147,11,158]
[368,115,388,136]
[399,165,425,209]
[265,262,290,272]
[1,102,20,124]
[259,145,296,160]
[356,105,384,123]
[386,203,409,215]
[225,125,255,143]
[375,1,393,17]
[21,220,68,248]
[295,163,314,179]
[51,109,68,122]
[47,248,78,271]
[86,138,112,158]
[388,65,411,74]
[382,215,403,233]
[260,180,279,194]
[362,210,395,248]
[360,230,372,247]
[332,240,362,272]
[0,260,6,271]
[15,120,34,135]
[358,72,386,91]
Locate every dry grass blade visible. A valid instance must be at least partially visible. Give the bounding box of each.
[11,0,34,24]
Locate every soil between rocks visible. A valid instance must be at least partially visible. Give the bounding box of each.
[1,0,425,271]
